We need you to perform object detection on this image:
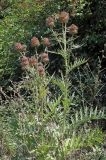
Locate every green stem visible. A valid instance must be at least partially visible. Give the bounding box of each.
[62,23,68,78]
[62,23,69,135]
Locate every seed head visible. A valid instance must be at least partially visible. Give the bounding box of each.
[40,53,49,63]
[20,56,29,69]
[15,43,22,51]
[15,43,26,52]
[68,24,78,35]
[31,37,40,47]
[46,16,54,28]
[29,56,38,66]
[42,38,50,46]
[59,11,69,23]
[37,65,45,76]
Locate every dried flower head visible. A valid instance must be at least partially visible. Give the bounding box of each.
[37,65,45,76]
[20,56,29,70]
[42,38,50,46]
[15,43,26,52]
[31,37,40,47]
[46,16,54,28]
[40,53,49,63]
[15,43,22,51]
[68,24,78,35]
[59,11,69,23]
[29,56,38,66]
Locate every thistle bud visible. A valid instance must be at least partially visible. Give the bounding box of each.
[31,37,40,47]
[15,43,26,52]
[68,24,78,35]
[59,11,69,23]
[42,38,50,46]
[46,16,54,28]
[29,56,38,66]
[20,56,29,69]
[37,66,45,76]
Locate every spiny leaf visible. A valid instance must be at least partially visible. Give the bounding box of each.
[70,107,106,129]
[69,58,87,72]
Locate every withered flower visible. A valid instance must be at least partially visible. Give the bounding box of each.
[68,24,78,35]
[15,43,22,51]
[37,65,45,76]
[46,16,54,28]
[31,37,40,47]
[15,43,26,52]
[20,56,29,70]
[29,56,38,66]
[59,11,69,23]
[40,53,49,63]
[42,38,50,46]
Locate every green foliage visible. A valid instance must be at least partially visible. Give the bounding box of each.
[70,107,105,129]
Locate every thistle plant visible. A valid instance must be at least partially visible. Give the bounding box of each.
[45,11,86,132]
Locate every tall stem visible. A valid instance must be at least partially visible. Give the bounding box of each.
[63,23,68,78]
[62,23,69,135]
